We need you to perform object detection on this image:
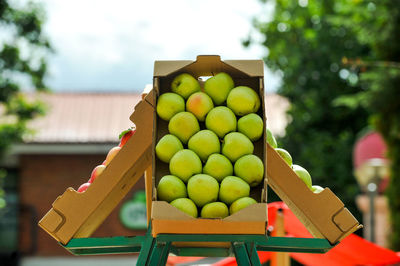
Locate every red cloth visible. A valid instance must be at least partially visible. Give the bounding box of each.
[289,234,400,266]
[268,202,400,266]
[213,202,400,265]
[167,202,400,265]
[167,256,204,265]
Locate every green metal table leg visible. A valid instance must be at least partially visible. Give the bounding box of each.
[159,242,171,266]
[256,236,333,253]
[232,242,251,266]
[246,242,261,266]
[136,231,155,266]
[147,240,171,266]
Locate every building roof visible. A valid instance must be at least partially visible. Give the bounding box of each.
[25,93,141,144]
[24,92,289,144]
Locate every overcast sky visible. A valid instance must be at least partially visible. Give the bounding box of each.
[40,0,280,93]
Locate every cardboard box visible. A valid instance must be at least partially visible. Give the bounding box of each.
[267,143,362,244]
[151,55,268,237]
[38,92,154,245]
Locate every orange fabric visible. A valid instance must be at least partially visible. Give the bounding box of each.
[167,256,204,265]
[167,202,400,266]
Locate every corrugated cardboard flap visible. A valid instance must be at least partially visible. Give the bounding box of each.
[154,55,264,78]
[151,201,267,237]
[224,59,264,77]
[224,203,267,221]
[333,207,359,232]
[152,201,267,222]
[152,201,197,221]
[154,60,193,77]
[39,207,64,234]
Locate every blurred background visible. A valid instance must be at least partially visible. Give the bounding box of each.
[0,0,399,265]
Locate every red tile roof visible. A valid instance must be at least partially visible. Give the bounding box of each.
[25,92,289,144]
[26,93,141,144]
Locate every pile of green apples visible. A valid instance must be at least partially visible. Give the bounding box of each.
[155,72,324,219]
[267,129,324,194]
[155,72,264,218]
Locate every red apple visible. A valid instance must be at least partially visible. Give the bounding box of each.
[118,128,136,147]
[88,165,106,183]
[104,146,121,166]
[77,182,90,193]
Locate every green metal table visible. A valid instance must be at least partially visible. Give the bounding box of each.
[62,226,334,266]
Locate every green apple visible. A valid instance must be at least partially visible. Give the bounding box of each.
[275,148,292,167]
[311,185,324,193]
[234,154,264,187]
[227,86,260,116]
[229,197,257,215]
[205,106,237,138]
[156,92,185,121]
[187,174,219,207]
[203,154,233,182]
[222,132,254,162]
[266,128,278,148]
[219,176,250,205]
[204,72,234,105]
[237,113,264,141]
[170,198,198,218]
[168,112,200,144]
[169,149,202,182]
[188,130,220,162]
[186,92,214,121]
[156,175,187,202]
[292,164,312,188]
[155,134,183,163]
[200,202,229,218]
[171,73,201,99]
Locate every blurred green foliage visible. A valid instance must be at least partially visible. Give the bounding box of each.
[247,0,369,223]
[335,1,400,250]
[0,0,52,209]
[248,0,400,249]
[313,0,400,250]
[366,68,400,250]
